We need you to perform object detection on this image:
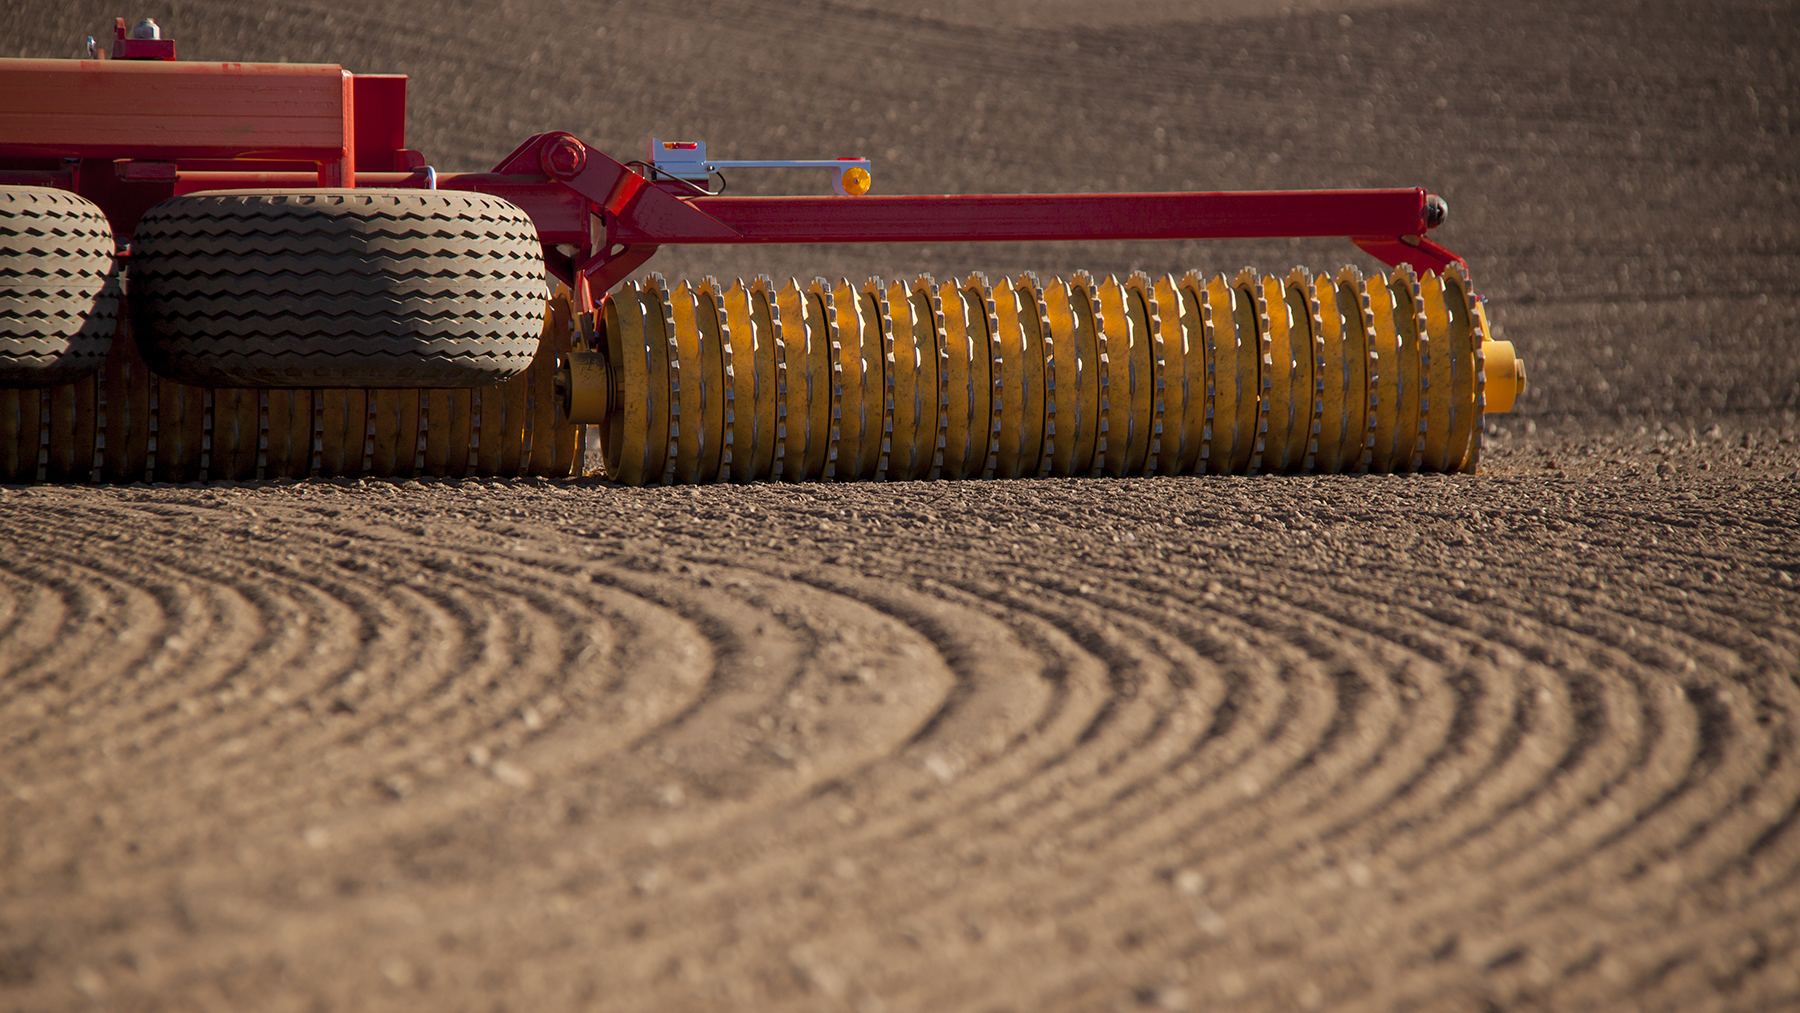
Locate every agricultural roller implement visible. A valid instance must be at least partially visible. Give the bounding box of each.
[0,18,1527,486]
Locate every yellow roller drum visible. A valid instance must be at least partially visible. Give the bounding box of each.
[1386,264,1426,473]
[1202,274,1257,475]
[640,274,679,485]
[1333,267,1376,473]
[721,281,770,482]
[989,277,1025,479]
[1230,269,1273,476]
[690,278,732,481]
[773,280,819,481]
[1310,273,1349,474]
[1041,275,1083,477]
[962,274,1001,479]
[936,276,976,480]
[884,278,925,480]
[668,282,706,483]
[694,279,731,482]
[1149,274,1199,475]
[365,389,402,478]
[1282,268,1324,473]
[807,279,844,480]
[101,325,150,484]
[827,279,871,480]
[805,278,845,480]
[752,276,794,481]
[1416,270,1459,473]
[1124,273,1168,477]
[1119,278,1155,476]
[1441,264,1483,473]
[1013,274,1054,478]
[1190,275,1227,474]
[2,389,32,482]
[1252,272,1297,473]
[1067,272,1104,477]
[42,377,91,483]
[906,277,944,480]
[1347,268,1397,473]
[317,389,358,478]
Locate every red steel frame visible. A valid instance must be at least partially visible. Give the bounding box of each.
[0,54,1465,319]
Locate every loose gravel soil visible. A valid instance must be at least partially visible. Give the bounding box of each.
[3,1,1799,1011]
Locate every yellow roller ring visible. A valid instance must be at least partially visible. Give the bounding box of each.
[754,276,797,481]
[1386,265,1425,473]
[883,278,924,480]
[823,279,863,480]
[601,282,645,483]
[800,280,838,480]
[694,278,731,482]
[1,389,34,482]
[1148,274,1194,475]
[1417,270,1459,473]
[962,274,1000,479]
[1066,272,1103,477]
[1333,267,1375,473]
[1252,272,1298,473]
[1441,264,1482,473]
[988,277,1027,479]
[1283,268,1324,473]
[935,276,975,479]
[1120,277,1156,476]
[1355,269,1398,473]
[903,278,942,479]
[1041,275,1080,477]
[1230,268,1273,476]
[1011,273,1051,478]
[1193,274,1232,474]
[1124,273,1166,476]
[1310,272,1349,474]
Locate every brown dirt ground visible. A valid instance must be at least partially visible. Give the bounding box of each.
[4,1,1800,1010]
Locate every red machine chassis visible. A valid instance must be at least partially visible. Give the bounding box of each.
[0,53,1464,317]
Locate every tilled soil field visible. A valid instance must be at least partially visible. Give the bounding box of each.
[4,1,1799,1011]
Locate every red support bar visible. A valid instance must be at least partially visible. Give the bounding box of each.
[628,188,1433,245]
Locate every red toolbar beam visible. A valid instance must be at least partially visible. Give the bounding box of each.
[616,188,1433,245]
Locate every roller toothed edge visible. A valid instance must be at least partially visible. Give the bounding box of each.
[1125,271,1165,478]
[1337,265,1377,475]
[914,274,950,480]
[1393,262,1429,473]
[806,277,843,481]
[1461,261,1488,474]
[751,275,787,482]
[1235,267,1272,476]
[1075,270,1111,478]
[698,276,734,478]
[965,272,1002,480]
[862,276,894,482]
[1016,272,1057,478]
[1287,266,1327,474]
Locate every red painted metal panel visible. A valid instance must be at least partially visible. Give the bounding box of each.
[0,59,350,165]
[351,75,407,172]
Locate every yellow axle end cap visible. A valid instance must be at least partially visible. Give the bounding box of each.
[1481,340,1526,413]
[560,351,613,424]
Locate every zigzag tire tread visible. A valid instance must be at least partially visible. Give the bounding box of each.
[132,189,544,389]
[0,187,117,386]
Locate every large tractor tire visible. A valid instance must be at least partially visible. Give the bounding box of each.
[130,189,544,388]
[0,187,119,386]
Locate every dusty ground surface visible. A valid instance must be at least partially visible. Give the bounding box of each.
[4,0,1800,1010]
